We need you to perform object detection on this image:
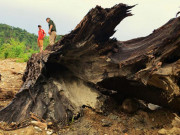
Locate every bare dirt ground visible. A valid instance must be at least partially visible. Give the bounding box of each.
[0,59,179,135]
[0,59,26,108]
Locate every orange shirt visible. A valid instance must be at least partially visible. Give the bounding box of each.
[38,29,45,40]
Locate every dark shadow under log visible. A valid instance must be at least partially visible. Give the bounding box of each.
[0,3,180,127]
[98,77,180,111]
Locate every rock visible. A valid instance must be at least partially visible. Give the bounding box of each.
[31,121,47,129]
[117,118,122,123]
[108,113,119,120]
[172,116,180,128]
[101,119,112,127]
[158,127,180,135]
[158,115,180,135]
[46,130,54,135]
[34,126,42,132]
[113,129,120,134]
[122,99,139,114]
[122,129,128,133]
[148,103,161,110]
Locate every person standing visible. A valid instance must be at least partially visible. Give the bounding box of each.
[46,18,57,45]
[37,25,46,53]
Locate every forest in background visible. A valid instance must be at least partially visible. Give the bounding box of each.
[0,24,62,62]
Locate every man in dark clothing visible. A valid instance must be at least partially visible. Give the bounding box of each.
[46,18,57,45]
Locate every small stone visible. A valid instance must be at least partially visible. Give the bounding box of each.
[148,103,161,110]
[172,117,180,128]
[34,126,42,132]
[47,130,53,135]
[101,119,112,127]
[108,114,119,120]
[158,129,167,134]
[122,129,128,133]
[47,122,53,126]
[117,118,121,123]
[106,58,111,62]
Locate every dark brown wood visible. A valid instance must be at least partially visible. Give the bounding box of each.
[0,3,180,127]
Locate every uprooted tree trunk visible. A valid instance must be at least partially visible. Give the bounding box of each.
[0,3,180,128]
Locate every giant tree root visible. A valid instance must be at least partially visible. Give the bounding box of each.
[0,3,180,127]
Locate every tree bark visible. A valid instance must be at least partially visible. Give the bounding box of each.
[0,3,180,127]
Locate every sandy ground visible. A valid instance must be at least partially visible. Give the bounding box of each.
[0,59,179,135]
[0,59,26,107]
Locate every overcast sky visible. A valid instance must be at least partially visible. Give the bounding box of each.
[0,0,179,41]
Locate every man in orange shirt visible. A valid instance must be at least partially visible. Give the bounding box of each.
[37,25,46,53]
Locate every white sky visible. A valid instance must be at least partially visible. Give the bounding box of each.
[0,0,179,40]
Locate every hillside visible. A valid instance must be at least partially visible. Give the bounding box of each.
[0,24,39,50]
[0,24,62,61]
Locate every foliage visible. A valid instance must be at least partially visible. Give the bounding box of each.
[0,24,38,50]
[0,24,62,62]
[0,38,37,62]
